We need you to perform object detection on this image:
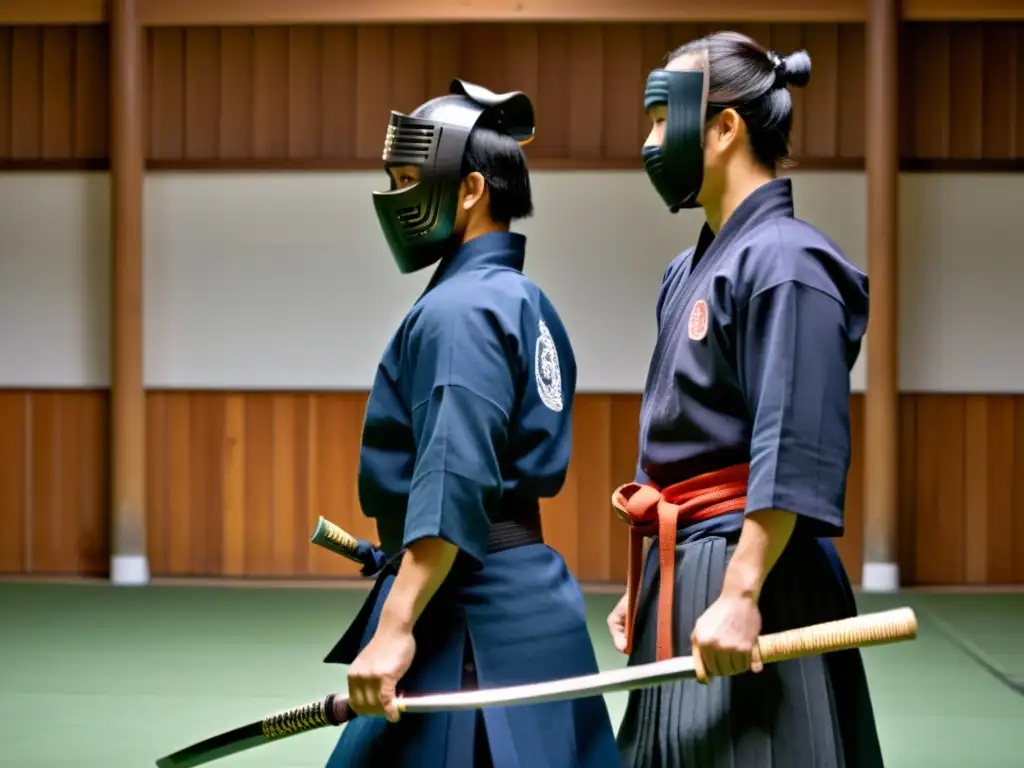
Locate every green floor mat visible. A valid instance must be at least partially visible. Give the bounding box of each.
[1,582,1022,767]
[902,592,1024,693]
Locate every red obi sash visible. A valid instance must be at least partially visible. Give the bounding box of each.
[611,463,750,661]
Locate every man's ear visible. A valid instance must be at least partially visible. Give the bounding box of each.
[462,171,487,211]
[712,108,744,153]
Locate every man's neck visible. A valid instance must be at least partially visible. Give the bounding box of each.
[461,218,508,245]
[705,168,776,235]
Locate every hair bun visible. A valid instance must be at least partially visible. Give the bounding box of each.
[779,49,812,88]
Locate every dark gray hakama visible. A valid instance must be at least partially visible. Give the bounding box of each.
[617,534,884,768]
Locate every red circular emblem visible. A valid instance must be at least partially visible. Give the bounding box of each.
[688,299,709,341]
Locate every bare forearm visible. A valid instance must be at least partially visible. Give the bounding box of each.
[721,509,797,600]
[378,537,459,633]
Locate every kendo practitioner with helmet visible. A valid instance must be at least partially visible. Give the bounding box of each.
[323,80,620,768]
[606,32,886,767]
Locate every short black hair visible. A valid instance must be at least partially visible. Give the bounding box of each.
[669,32,811,170]
[461,127,534,226]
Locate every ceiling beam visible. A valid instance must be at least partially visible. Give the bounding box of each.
[135,0,1024,25]
[2,0,1021,28]
[0,0,105,24]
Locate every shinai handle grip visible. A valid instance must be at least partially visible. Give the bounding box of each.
[309,516,361,562]
[260,694,351,740]
[757,607,918,663]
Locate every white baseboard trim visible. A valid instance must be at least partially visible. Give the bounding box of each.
[861,561,901,592]
[110,554,150,586]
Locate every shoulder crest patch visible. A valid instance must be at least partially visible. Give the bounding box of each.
[688,299,709,341]
[535,319,564,412]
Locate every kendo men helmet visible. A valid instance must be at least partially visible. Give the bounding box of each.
[642,45,809,213]
[372,80,536,274]
[641,58,711,213]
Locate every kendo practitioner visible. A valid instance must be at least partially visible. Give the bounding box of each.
[606,32,885,767]
[323,80,620,768]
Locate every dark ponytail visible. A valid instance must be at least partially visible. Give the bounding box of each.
[668,32,811,170]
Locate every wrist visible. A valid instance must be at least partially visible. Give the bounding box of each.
[721,558,763,601]
[379,598,416,635]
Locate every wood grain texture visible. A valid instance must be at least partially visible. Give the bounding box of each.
[3,390,1024,585]
[2,22,1024,167]
[0,391,108,576]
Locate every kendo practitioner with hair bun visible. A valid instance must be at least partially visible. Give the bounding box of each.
[323,81,620,768]
[607,33,886,767]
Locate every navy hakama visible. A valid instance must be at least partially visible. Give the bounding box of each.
[616,178,884,767]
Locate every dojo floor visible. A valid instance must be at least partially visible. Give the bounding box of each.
[1,583,1022,767]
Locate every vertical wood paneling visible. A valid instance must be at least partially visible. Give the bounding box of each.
[3,391,1024,584]
[502,25,538,124]
[964,396,990,582]
[949,24,985,159]
[320,26,358,159]
[0,28,11,156]
[425,25,464,99]
[801,24,840,157]
[1,22,1022,167]
[983,398,1015,583]
[1014,407,1024,584]
[218,28,254,159]
[982,25,1018,158]
[602,25,645,158]
[74,26,108,158]
[252,27,289,158]
[287,26,321,158]
[897,395,918,582]
[133,391,1024,584]
[462,24,508,97]
[389,25,427,115]
[184,28,221,159]
[0,394,28,572]
[533,25,570,158]
[41,27,74,158]
[354,26,392,160]
[567,25,604,160]
[147,28,185,159]
[0,391,108,576]
[836,24,865,159]
[10,27,43,159]
[908,23,952,159]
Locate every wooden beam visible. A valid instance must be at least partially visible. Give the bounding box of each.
[2,0,1022,25]
[136,0,867,25]
[904,0,1024,20]
[0,0,105,24]
[109,0,149,586]
[134,0,1024,25]
[862,0,901,593]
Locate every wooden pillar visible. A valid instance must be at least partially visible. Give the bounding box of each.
[109,0,148,585]
[862,0,901,592]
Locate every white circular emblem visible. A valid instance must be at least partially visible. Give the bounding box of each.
[535,319,563,413]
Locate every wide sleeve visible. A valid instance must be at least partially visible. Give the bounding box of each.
[737,280,853,537]
[402,303,517,565]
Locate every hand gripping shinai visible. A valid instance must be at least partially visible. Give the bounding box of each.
[155,520,921,768]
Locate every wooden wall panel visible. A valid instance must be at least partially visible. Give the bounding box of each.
[3,390,1024,584]
[3,22,1024,168]
[0,25,108,163]
[0,391,108,576]
[136,391,1024,585]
